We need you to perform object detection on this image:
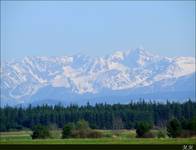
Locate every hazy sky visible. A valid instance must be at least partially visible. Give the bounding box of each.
[1,1,195,60]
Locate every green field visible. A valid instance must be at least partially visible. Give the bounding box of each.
[0,130,196,144]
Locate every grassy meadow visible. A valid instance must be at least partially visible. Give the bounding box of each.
[0,130,196,144]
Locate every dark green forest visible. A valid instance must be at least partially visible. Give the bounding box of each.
[0,99,196,132]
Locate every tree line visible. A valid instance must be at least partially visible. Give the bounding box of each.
[32,118,196,139]
[0,99,196,132]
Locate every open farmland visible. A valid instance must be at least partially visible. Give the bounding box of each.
[0,130,196,144]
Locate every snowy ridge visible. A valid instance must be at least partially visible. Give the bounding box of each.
[1,48,195,106]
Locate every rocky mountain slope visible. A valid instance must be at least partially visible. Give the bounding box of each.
[1,48,195,106]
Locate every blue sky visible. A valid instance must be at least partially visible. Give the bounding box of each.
[1,1,195,60]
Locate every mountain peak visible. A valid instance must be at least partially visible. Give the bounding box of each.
[109,51,125,62]
[1,48,195,106]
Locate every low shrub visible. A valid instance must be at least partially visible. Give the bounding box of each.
[62,120,103,138]
[75,120,90,130]
[103,132,113,138]
[135,122,152,138]
[48,123,58,130]
[112,130,121,137]
[179,130,196,138]
[167,118,182,138]
[31,125,50,139]
[70,129,103,138]
[142,132,155,138]
[157,130,166,138]
[87,130,103,138]
[70,130,81,138]
[62,123,75,138]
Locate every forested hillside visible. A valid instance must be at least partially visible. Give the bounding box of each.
[0,100,195,131]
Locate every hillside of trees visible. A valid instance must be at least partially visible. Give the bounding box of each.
[0,99,196,132]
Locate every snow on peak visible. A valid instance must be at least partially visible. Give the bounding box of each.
[172,56,196,77]
[110,51,125,61]
[1,48,195,102]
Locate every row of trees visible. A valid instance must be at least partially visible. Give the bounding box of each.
[32,120,102,139]
[0,99,195,132]
[31,118,196,139]
[135,118,196,138]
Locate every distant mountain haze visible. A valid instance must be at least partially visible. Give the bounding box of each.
[1,48,195,106]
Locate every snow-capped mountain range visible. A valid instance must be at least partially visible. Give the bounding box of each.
[1,48,195,106]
